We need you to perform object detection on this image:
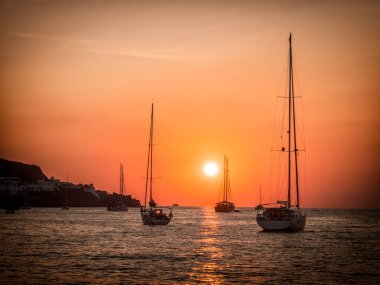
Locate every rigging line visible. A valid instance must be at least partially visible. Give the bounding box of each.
[300,96,307,150]
[271,56,288,152]
[271,94,279,149]
[144,104,153,208]
[228,160,232,202]
[280,155,288,202]
[279,154,287,201]
[275,152,283,201]
[280,82,288,148]
[269,148,274,203]
[269,53,288,204]
[292,50,307,150]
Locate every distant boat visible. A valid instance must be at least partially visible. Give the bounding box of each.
[140,104,173,225]
[61,187,69,210]
[107,164,128,211]
[215,156,235,212]
[173,203,179,207]
[21,188,31,210]
[256,33,306,231]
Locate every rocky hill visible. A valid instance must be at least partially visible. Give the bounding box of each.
[0,158,47,181]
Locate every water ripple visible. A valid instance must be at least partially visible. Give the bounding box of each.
[0,207,379,284]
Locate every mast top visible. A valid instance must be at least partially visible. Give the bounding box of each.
[289,33,292,42]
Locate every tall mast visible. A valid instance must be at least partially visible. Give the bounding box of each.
[291,40,301,210]
[144,104,154,207]
[227,158,231,203]
[223,156,226,201]
[288,33,301,210]
[149,104,154,203]
[120,164,123,203]
[260,184,262,205]
[287,33,292,208]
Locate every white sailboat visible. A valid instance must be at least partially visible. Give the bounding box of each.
[215,155,235,212]
[107,164,128,211]
[256,33,306,231]
[140,104,173,225]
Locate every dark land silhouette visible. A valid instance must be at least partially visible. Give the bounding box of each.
[0,158,140,210]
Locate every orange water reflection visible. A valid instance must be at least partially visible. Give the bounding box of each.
[189,207,226,284]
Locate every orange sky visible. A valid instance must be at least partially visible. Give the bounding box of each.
[0,0,379,208]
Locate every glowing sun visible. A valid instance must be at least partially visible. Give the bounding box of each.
[203,162,218,176]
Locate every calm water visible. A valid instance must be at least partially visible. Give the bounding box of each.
[1,207,379,284]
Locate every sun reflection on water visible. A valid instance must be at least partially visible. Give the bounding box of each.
[189,207,225,284]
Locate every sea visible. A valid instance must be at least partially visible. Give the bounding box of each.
[1,207,379,284]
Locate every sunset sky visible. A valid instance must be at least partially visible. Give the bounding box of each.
[0,0,379,208]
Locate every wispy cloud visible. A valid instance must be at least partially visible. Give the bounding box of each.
[85,47,190,61]
[7,32,92,46]
[6,32,190,61]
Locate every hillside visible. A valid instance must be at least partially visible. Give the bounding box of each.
[0,158,47,181]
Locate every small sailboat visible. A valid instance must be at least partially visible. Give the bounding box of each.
[140,104,173,225]
[256,33,306,231]
[107,164,128,211]
[20,188,31,210]
[215,156,235,212]
[61,187,69,210]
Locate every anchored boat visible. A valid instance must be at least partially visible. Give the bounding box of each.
[107,164,128,211]
[140,104,173,225]
[215,156,235,212]
[256,34,306,231]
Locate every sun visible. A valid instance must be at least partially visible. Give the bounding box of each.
[203,162,218,176]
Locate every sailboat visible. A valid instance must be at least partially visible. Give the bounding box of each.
[140,104,173,225]
[215,156,235,212]
[20,187,31,210]
[61,187,69,210]
[107,164,128,211]
[256,33,306,231]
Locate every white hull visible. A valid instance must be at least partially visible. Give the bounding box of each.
[256,215,306,231]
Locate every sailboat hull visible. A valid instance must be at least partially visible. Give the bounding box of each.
[256,208,306,231]
[256,217,305,231]
[141,215,172,225]
[215,201,235,212]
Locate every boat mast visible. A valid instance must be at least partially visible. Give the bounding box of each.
[144,104,154,207]
[149,104,154,204]
[287,33,292,209]
[288,33,301,210]
[259,184,262,205]
[223,156,226,202]
[291,36,301,210]
[227,157,230,203]
[120,164,124,204]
